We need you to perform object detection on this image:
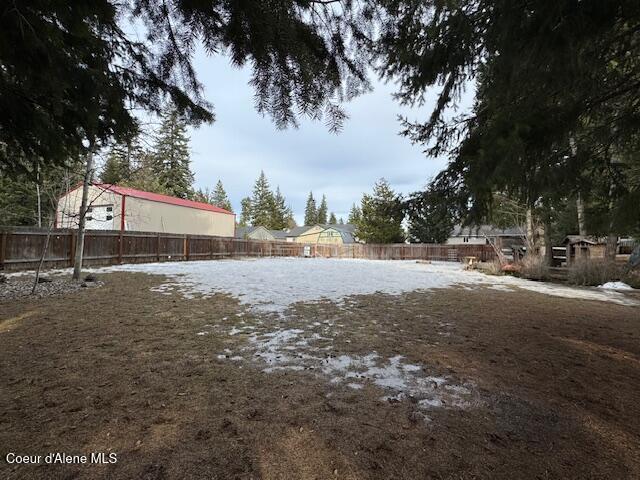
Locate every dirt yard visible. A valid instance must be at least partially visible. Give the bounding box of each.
[1,260,639,479]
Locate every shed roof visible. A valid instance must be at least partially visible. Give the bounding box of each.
[93,184,233,215]
[563,235,604,245]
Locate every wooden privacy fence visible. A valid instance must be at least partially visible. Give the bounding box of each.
[0,227,496,271]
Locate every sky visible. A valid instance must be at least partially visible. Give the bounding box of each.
[187,49,467,225]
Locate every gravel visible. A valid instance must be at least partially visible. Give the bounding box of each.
[0,275,103,300]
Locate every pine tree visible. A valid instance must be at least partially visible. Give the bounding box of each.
[317,194,328,224]
[304,192,318,225]
[250,171,274,227]
[348,203,362,224]
[338,217,344,225]
[101,152,129,185]
[211,180,233,212]
[193,187,213,204]
[121,151,170,195]
[153,108,194,199]
[270,186,292,230]
[355,178,405,244]
[406,183,457,243]
[239,197,252,227]
[329,212,337,224]
[101,136,144,184]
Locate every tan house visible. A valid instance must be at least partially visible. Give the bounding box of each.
[286,224,357,245]
[56,183,235,236]
[235,226,287,241]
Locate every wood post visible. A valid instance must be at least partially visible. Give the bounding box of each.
[157,233,161,262]
[118,231,124,264]
[0,232,7,270]
[185,235,190,261]
[69,231,76,267]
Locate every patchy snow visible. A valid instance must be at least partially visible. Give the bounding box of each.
[87,257,637,310]
[598,281,634,290]
[216,325,480,412]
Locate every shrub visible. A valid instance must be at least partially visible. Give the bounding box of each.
[479,259,504,276]
[519,255,551,281]
[622,269,640,289]
[567,259,621,286]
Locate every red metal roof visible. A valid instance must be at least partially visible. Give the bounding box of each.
[94,184,233,215]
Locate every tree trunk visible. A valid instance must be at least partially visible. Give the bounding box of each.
[36,163,42,228]
[542,221,552,265]
[605,178,617,260]
[576,194,586,237]
[72,148,94,281]
[526,207,536,256]
[32,219,54,294]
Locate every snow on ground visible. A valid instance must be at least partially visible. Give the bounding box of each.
[10,257,637,414]
[598,281,633,290]
[87,257,638,310]
[210,323,480,413]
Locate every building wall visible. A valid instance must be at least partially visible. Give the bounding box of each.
[446,236,487,245]
[292,226,344,245]
[246,227,276,241]
[57,186,235,237]
[124,196,234,236]
[317,228,345,245]
[57,186,123,229]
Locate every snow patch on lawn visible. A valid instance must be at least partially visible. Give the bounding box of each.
[598,281,633,290]
[218,325,479,411]
[89,257,637,310]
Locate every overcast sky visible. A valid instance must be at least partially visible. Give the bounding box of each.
[187,49,469,225]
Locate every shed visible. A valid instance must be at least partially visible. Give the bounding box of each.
[563,235,607,264]
[56,184,235,236]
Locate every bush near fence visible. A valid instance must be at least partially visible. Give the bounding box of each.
[0,227,496,271]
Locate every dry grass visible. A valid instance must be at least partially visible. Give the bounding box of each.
[568,259,621,286]
[519,255,551,281]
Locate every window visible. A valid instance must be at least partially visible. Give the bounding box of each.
[106,215,113,221]
[106,206,113,212]
[86,216,93,221]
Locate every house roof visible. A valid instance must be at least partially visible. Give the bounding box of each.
[285,225,315,237]
[235,226,288,240]
[450,224,523,237]
[93,184,233,215]
[269,229,288,239]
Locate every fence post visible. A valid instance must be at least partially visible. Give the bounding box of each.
[69,231,76,267]
[0,232,7,270]
[118,231,123,264]
[185,235,190,261]
[157,233,161,262]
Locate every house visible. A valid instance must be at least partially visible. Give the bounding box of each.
[285,224,358,245]
[56,183,235,236]
[235,226,287,241]
[446,224,524,249]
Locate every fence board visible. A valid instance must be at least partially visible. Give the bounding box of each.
[0,227,496,271]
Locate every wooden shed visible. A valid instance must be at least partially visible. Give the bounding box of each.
[563,235,607,265]
[56,184,235,236]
